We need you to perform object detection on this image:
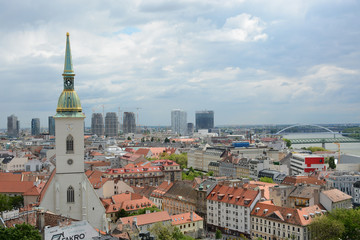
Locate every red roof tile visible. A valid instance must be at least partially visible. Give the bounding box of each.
[120,211,171,226]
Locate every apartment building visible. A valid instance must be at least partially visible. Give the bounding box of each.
[206,184,261,238]
[250,202,326,240]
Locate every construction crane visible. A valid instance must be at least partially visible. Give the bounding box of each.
[334,142,341,164]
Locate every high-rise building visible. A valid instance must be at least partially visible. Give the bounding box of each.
[171,109,187,135]
[48,116,55,136]
[195,110,214,130]
[39,33,108,231]
[31,118,40,136]
[123,112,136,134]
[91,113,104,136]
[7,114,20,138]
[105,112,119,137]
[187,123,194,135]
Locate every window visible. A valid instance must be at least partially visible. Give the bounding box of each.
[67,186,74,203]
[66,135,74,153]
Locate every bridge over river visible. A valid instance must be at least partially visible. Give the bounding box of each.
[289,137,360,144]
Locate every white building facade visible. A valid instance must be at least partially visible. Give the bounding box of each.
[171,109,187,136]
[39,33,108,232]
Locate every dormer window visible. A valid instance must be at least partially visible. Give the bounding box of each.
[66,135,74,154]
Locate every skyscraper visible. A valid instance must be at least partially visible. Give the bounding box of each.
[48,116,55,136]
[91,113,104,136]
[7,114,19,138]
[195,110,214,130]
[123,112,136,134]
[31,118,40,136]
[187,123,194,135]
[171,109,187,135]
[105,112,119,137]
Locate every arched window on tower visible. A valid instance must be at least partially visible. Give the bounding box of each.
[67,186,74,203]
[66,135,74,154]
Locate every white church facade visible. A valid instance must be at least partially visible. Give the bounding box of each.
[39,33,109,232]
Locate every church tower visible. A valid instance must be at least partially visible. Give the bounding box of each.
[40,33,108,232]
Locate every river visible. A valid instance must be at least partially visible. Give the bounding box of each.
[282,132,360,156]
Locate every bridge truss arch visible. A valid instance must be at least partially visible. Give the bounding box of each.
[275,124,335,135]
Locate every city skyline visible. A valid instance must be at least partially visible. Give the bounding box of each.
[0,1,359,128]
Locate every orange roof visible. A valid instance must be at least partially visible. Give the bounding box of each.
[207,185,260,207]
[0,172,22,182]
[0,181,34,194]
[85,161,111,167]
[102,192,154,214]
[86,170,109,189]
[171,212,203,225]
[247,181,278,200]
[90,151,104,156]
[282,176,326,186]
[135,148,151,156]
[321,189,352,202]
[251,202,326,226]
[120,211,171,226]
[23,185,41,196]
[38,169,56,203]
[151,181,173,197]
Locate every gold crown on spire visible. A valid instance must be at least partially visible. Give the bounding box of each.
[66,32,70,36]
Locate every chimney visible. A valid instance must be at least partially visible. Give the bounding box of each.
[133,217,137,227]
[190,212,193,221]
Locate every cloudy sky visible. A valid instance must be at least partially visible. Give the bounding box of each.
[0,0,359,128]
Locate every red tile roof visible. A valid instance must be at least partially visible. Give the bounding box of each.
[85,170,109,189]
[0,181,34,194]
[282,176,326,186]
[171,212,203,225]
[0,172,22,182]
[102,192,154,213]
[120,211,171,226]
[207,185,260,207]
[251,202,326,226]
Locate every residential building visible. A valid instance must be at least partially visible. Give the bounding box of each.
[250,202,326,240]
[258,169,287,184]
[91,113,104,136]
[187,123,194,135]
[290,154,326,175]
[119,211,172,234]
[326,171,360,197]
[206,184,261,237]
[353,181,360,207]
[48,116,55,136]
[102,192,154,222]
[7,114,20,138]
[162,181,197,215]
[171,109,187,135]
[249,157,270,179]
[31,118,40,136]
[171,212,204,238]
[187,146,226,172]
[104,160,181,187]
[0,157,28,171]
[150,181,173,209]
[105,112,119,137]
[195,110,214,130]
[123,112,136,134]
[320,189,352,211]
[288,185,320,209]
[208,162,220,176]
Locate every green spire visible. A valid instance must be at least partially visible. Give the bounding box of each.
[63,32,74,76]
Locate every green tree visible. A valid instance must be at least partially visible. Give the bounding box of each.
[215,229,222,239]
[151,137,154,142]
[164,137,170,143]
[309,208,360,240]
[306,146,328,152]
[259,177,274,183]
[309,215,344,240]
[0,223,41,240]
[115,209,129,219]
[283,138,292,148]
[0,194,11,211]
[329,156,336,169]
[127,136,132,140]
